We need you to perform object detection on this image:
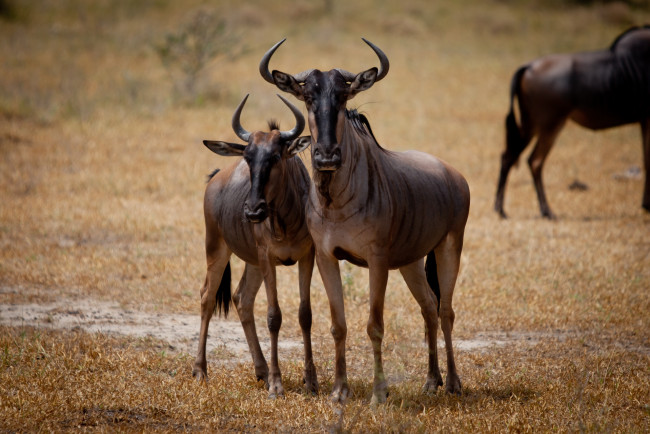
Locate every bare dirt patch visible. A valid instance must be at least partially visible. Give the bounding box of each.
[0,298,303,362]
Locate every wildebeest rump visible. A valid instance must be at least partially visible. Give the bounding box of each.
[495,25,650,219]
[192,94,316,398]
[260,39,470,404]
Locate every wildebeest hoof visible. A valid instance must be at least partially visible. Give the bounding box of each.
[268,375,284,399]
[192,367,208,383]
[422,377,443,394]
[303,365,319,395]
[330,383,349,404]
[541,210,557,220]
[370,388,388,406]
[445,374,462,395]
[370,379,388,406]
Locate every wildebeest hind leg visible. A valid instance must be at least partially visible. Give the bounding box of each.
[232,264,267,386]
[528,122,565,219]
[641,119,650,212]
[434,233,463,395]
[495,126,534,219]
[399,260,443,393]
[193,240,231,382]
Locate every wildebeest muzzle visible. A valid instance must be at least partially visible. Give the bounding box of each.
[244,199,268,223]
[313,143,341,172]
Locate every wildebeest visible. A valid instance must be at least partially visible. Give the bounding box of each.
[495,25,650,219]
[260,39,470,404]
[192,94,316,398]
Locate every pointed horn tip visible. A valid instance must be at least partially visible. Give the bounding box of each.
[276,93,290,104]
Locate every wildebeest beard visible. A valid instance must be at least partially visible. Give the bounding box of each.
[315,171,333,207]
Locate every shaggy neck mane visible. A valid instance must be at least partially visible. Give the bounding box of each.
[345,109,383,149]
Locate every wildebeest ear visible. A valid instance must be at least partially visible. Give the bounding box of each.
[348,67,378,99]
[203,140,246,156]
[272,70,305,101]
[286,136,311,156]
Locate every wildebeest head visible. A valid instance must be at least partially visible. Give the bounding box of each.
[203,94,310,223]
[259,38,389,172]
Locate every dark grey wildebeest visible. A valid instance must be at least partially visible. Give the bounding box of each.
[260,39,470,404]
[192,94,316,398]
[495,25,650,219]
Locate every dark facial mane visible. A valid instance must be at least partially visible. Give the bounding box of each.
[609,25,650,50]
[345,109,383,149]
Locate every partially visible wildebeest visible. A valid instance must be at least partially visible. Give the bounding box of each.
[260,38,470,404]
[495,25,650,219]
[192,94,316,398]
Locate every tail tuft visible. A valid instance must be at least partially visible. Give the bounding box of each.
[215,262,232,318]
[425,251,440,313]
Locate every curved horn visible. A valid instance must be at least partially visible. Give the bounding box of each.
[259,38,286,84]
[232,94,252,142]
[260,38,315,85]
[277,94,305,141]
[361,38,389,81]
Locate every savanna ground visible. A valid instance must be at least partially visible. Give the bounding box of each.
[1,0,649,431]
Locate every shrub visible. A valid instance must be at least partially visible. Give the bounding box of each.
[155,8,240,105]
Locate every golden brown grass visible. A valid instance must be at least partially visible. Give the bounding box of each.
[1,0,649,431]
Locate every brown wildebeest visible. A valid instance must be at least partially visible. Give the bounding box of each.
[495,25,650,219]
[260,39,470,404]
[192,94,316,398]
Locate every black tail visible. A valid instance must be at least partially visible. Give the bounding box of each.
[215,261,232,318]
[505,65,529,166]
[425,251,441,313]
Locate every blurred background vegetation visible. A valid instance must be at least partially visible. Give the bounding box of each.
[1,0,648,122]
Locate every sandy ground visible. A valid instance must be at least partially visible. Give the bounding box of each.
[0,298,548,363]
[0,298,290,361]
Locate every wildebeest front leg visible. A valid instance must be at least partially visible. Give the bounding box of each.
[259,250,284,398]
[367,260,389,405]
[434,234,464,395]
[399,260,443,393]
[232,264,268,386]
[298,247,318,394]
[641,119,650,212]
[316,252,348,403]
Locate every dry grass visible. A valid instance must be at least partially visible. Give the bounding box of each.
[1,0,649,431]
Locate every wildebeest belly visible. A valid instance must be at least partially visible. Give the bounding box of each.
[570,100,644,129]
[315,210,449,270]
